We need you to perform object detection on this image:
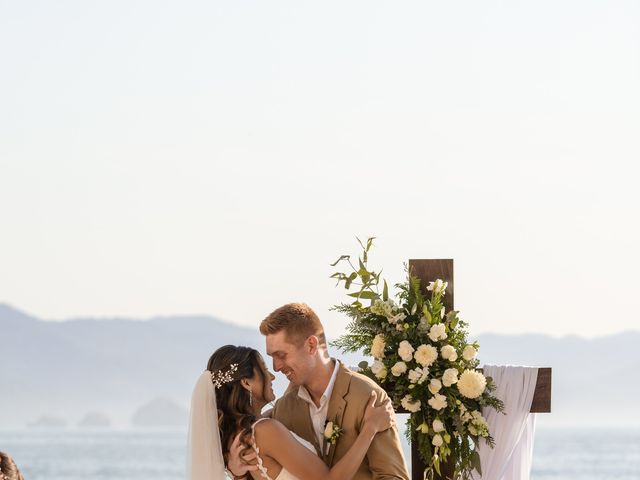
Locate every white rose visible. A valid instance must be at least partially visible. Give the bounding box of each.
[407,367,429,384]
[457,370,487,399]
[371,360,387,380]
[428,378,442,394]
[427,279,448,295]
[391,361,408,377]
[428,324,447,342]
[462,345,477,361]
[371,334,386,359]
[428,393,447,411]
[324,421,334,439]
[432,433,443,446]
[440,345,458,361]
[407,368,421,384]
[432,419,445,433]
[401,394,422,413]
[442,368,459,387]
[414,344,438,367]
[398,340,415,362]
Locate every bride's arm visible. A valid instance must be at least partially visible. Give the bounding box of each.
[256,392,394,480]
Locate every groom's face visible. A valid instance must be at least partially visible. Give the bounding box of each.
[265,330,314,386]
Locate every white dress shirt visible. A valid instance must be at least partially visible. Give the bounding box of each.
[297,359,341,449]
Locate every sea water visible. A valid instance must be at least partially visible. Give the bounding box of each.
[1,428,639,479]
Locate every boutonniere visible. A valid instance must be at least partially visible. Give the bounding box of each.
[323,419,343,454]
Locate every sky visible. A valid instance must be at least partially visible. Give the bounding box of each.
[1,0,639,339]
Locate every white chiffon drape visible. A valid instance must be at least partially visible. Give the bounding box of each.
[472,365,539,480]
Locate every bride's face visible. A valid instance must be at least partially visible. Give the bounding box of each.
[253,355,276,404]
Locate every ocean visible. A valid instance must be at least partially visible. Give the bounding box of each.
[1,428,639,479]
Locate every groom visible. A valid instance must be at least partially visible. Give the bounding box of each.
[230,302,409,480]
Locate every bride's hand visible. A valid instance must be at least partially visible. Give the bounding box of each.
[227,432,258,477]
[362,391,396,434]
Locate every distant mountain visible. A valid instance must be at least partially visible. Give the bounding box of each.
[27,415,67,428]
[0,303,266,428]
[132,398,188,427]
[1,303,638,428]
[78,412,111,428]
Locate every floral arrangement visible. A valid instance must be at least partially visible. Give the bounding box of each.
[323,419,343,452]
[330,238,504,480]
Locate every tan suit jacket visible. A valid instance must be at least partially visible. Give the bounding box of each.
[272,362,410,480]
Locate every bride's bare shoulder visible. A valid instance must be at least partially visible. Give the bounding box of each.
[253,418,288,438]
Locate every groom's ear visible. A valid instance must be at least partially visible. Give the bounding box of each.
[306,335,319,354]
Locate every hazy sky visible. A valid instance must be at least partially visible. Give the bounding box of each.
[1,1,639,339]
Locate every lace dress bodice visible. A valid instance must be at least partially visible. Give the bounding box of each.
[250,418,317,480]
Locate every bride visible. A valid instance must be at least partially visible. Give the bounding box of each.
[187,344,396,480]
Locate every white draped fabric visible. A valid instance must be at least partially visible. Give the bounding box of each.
[472,365,539,480]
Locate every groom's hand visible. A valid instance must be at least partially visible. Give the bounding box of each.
[228,432,258,478]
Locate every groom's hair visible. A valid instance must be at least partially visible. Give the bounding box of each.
[260,303,326,347]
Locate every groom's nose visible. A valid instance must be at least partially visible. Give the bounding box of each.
[273,358,283,372]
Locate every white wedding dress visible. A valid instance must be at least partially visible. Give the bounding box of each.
[250,418,317,480]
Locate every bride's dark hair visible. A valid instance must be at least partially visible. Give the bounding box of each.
[0,451,25,480]
[207,345,266,461]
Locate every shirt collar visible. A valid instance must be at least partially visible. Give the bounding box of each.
[298,359,341,407]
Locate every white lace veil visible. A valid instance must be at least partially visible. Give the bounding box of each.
[187,370,227,479]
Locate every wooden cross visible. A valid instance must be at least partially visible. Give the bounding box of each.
[404,259,552,480]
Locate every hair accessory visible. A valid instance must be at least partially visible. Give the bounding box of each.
[210,363,238,389]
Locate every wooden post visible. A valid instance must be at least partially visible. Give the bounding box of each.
[405,259,552,480]
[408,259,455,480]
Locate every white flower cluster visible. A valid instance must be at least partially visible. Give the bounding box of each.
[401,394,422,413]
[428,324,447,342]
[427,279,448,295]
[428,378,442,394]
[370,299,406,325]
[432,419,445,433]
[467,411,489,437]
[408,367,429,384]
[442,368,459,387]
[432,433,444,446]
[440,345,457,361]
[359,275,494,464]
[428,393,447,411]
[323,420,343,444]
[398,340,415,362]
[370,298,394,318]
[462,345,477,361]
[414,344,438,367]
[391,361,407,377]
[371,360,388,379]
[371,334,386,359]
